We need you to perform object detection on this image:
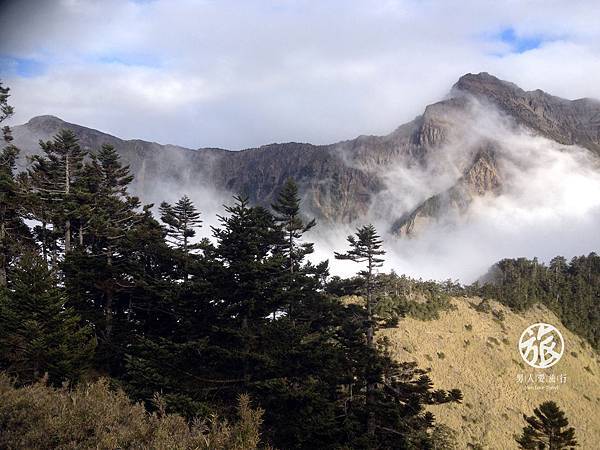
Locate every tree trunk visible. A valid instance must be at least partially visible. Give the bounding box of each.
[33,359,39,382]
[104,252,113,341]
[41,220,47,262]
[242,315,250,384]
[64,153,71,253]
[366,255,375,436]
[0,222,6,287]
[0,259,6,287]
[289,227,294,274]
[51,223,58,267]
[64,219,71,253]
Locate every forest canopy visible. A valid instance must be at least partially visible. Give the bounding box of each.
[0,80,463,449]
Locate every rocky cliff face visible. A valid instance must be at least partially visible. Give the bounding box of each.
[392,147,502,236]
[10,73,600,235]
[453,73,600,154]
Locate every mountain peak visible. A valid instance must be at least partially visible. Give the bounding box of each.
[451,72,522,98]
[25,115,69,134]
[27,114,66,125]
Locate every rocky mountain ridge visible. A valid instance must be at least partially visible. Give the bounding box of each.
[10,73,600,235]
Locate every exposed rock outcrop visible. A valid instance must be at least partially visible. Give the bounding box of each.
[392,147,502,236]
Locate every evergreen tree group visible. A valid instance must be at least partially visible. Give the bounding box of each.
[1,80,465,448]
[474,255,600,349]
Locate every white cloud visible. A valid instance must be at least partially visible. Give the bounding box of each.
[1,0,599,149]
[317,99,600,283]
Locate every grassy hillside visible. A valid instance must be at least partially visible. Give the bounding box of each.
[379,297,600,449]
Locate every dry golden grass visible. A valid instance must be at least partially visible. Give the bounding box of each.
[379,297,600,449]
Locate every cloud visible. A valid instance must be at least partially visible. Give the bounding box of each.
[1,0,599,150]
[314,98,600,283]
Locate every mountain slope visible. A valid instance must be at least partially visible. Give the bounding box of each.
[10,73,600,233]
[380,298,600,449]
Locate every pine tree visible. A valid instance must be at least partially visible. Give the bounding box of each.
[335,224,385,435]
[0,81,30,286]
[0,252,95,385]
[335,224,385,348]
[212,195,285,325]
[159,195,202,254]
[516,401,578,449]
[72,144,134,247]
[271,178,315,273]
[126,195,339,447]
[63,144,146,370]
[271,178,325,321]
[159,195,202,281]
[85,144,141,250]
[29,129,87,257]
[126,196,285,416]
[0,81,14,143]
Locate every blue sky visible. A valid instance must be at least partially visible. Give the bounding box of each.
[1,0,599,149]
[0,56,45,78]
[497,27,545,54]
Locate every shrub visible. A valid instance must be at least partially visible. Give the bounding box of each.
[0,373,266,450]
[492,309,505,322]
[430,424,458,449]
[474,299,492,314]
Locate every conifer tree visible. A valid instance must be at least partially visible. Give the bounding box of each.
[85,144,141,248]
[0,146,22,287]
[0,82,13,113]
[159,195,202,281]
[335,224,385,349]
[516,401,578,449]
[212,195,285,326]
[335,224,387,437]
[29,129,87,256]
[72,144,135,247]
[126,196,284,416]
[0,81,29,286]
[0,252,95,385]
[159,195,202,254]
[63,144,145,367]
[271,178,325,321]
[0,81,14,143]
[53,143,164,378]
[271,178,315,273]
[203,194,286,394]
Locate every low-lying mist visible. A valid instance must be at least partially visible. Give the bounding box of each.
[317,99,600,283]
[137,98,600,284]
